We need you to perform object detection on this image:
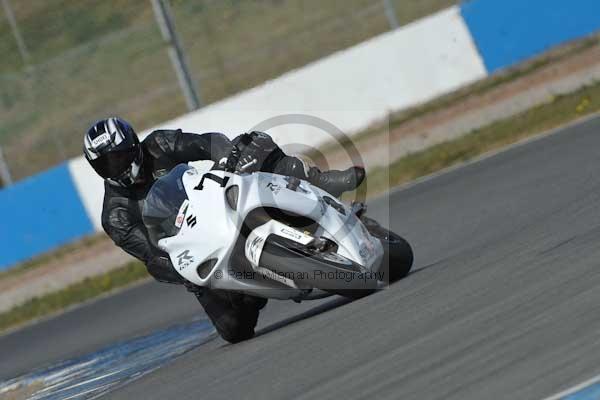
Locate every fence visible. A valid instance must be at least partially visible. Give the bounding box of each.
[0,0,456,183]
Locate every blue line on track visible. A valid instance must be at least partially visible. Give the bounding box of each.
[563,383,600,400]
[0,319,215,399]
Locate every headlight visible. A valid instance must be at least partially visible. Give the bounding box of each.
[225,185,239,210]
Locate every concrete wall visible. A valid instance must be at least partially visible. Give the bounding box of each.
[0,164,94,269]
[141,7,485,150]
[2,0,599,269]
[67,5,485,236]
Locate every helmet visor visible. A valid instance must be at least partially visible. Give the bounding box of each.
[106,162,141,187]
[89,149,138,179]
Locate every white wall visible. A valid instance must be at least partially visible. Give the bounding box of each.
[141,6,486,147]
[72,6,487,230]
[68,156,105,231]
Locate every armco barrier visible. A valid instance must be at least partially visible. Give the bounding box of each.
[0,163,94,270]
[461,0,600,73]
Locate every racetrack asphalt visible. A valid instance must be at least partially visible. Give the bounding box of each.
[3,115,600,399]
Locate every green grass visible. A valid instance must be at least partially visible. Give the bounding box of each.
[0,0,456,180]
[365,80,600,195]
[0,261,148,333]
[386,36,599,133]
[0,0,455,74]
[317,33,600,157]
[0,234,108,281]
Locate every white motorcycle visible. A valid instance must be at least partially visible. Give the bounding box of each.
[142,163,413,313]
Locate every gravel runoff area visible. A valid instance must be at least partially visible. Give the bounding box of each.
[2,41,599,313]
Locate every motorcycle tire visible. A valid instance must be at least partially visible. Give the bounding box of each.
[361,216,413,283]
[259,235,378,299]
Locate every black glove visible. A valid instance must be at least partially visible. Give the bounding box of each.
[147,255,184,284]
[231,131,280,173]
[217,144,241,172]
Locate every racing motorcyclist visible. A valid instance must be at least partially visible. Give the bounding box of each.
[83,117,365,342]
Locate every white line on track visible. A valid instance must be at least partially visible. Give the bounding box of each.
[541,373,600,400]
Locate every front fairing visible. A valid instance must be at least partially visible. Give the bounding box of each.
[156,168,238,284]
[235,172,383,271]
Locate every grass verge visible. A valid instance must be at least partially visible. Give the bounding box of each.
[1,0,455,179]
[0,261,147,333]
[365,80,600,195]
[2,78,599,334]
[318,33,600,156]
[0,234,109,281]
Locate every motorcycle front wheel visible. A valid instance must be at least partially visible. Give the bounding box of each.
[259,235,378,299]
[361,216,414,283]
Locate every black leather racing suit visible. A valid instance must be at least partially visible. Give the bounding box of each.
[101,129,309,283]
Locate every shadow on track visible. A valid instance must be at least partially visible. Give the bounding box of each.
[253,265,440,340]
[405,261,444,277]
[255,297,352,338]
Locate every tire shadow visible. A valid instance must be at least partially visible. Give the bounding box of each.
[255,263,438,338]
[254,297,351,337]
[404,261,445,277]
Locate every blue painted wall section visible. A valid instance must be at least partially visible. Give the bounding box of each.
[0,163,94,270]
[563,380,600,399]
[461,0,600,73]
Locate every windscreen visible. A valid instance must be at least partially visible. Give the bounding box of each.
[142,164,192,246]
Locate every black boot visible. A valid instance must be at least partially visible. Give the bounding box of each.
[308,166,365,197]
[272,156,365,197]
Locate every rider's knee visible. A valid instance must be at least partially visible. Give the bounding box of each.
[213,312,256,343]
[197,289,260,343]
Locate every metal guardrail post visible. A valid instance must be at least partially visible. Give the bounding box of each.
[1,0,30,67]
[383,0,400,30]
[151,0,202,111]
[0,145,13,187]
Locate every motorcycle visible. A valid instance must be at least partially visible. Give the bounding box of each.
[142,163,413,335]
